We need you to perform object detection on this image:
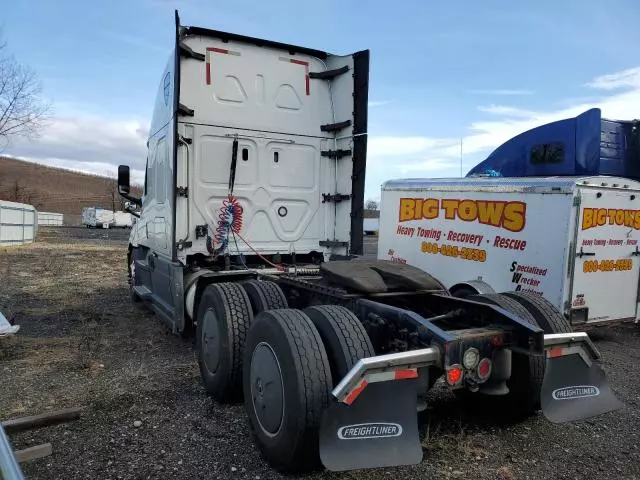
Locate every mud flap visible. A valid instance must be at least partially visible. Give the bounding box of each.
[319,379,422,471]
[541,354,623,423]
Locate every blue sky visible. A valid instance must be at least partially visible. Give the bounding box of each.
[3,0,640,199]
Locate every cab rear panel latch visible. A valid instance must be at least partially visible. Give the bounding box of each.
[321,149,352,159]
[322,193,351,203]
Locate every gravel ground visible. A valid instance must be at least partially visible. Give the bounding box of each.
[0,238,639,480]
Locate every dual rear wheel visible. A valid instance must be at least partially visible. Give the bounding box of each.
[195,279,373,472]
[195,280,569,469]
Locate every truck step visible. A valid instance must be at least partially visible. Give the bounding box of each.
[132,285,152,299]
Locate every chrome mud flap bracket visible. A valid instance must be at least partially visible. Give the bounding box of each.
[319,347,440,472]
[541,333,624,423]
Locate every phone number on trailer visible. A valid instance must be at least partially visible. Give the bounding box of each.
[583,259,633,273]
[421,242,487,262]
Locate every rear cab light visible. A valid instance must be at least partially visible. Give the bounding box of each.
[440,326,521,388]
[445,364,464,386]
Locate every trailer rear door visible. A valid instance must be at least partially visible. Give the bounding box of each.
[571,186,640,325]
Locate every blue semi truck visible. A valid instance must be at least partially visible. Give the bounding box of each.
[467,108,640,179]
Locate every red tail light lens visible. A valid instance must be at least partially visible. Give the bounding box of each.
[446,365,464,386]
[477,358,492,380]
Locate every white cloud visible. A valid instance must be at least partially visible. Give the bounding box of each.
[368,136,458,157]
[477,105,537,118]
[466,89,535,96]
[584,67,640,91]
[397,158,461,175]
[3,114,149,173]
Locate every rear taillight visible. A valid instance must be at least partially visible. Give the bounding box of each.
[477,358,492,380]
[446,364,464,386]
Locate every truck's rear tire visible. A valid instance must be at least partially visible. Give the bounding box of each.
[467,293,545,419]
[196,283,253,403]
[242,279,288,314]
[501,292,572,333]
[243,309,330,472]
[303,305,375,383]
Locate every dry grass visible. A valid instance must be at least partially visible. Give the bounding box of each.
[0,240,138,413]
[422,414,489,461]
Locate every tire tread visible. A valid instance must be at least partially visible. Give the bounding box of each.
[502,291,572,333]
[243,280,288,313]
[303,305,374,381]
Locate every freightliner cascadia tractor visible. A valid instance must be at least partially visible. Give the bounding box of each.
[117,11,623,473]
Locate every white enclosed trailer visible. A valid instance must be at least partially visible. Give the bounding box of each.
[113,211,133,228]
[81,207,114,228]
[378,176,640,328]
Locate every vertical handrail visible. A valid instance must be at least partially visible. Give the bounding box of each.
[0,426,25,480]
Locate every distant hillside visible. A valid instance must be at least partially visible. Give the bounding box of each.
[0,157,142,225]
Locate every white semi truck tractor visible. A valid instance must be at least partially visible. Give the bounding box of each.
[116,11,623,474]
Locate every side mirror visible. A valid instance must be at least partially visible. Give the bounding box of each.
[118,165,131,194]
[117,165,141,206]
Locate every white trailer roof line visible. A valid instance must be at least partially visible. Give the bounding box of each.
[383,176,640,193]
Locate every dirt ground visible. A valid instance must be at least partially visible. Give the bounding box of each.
[1,234,639,480]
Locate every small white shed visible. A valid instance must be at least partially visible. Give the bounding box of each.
[0,200,37,246]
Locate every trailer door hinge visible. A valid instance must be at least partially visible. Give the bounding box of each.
[177,186,188,198]
[319,240,349,248]
[320,149,352,159]
[322,193,351,203]
[573,196,581,206]
[195,225,208,239]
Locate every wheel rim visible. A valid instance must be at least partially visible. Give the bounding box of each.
[250,342,284,436]
[201,309,221,374]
